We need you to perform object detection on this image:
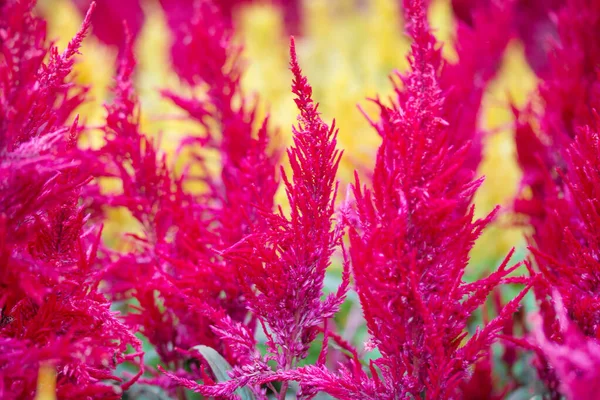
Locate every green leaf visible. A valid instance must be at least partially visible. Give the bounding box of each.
[191,345,256,400]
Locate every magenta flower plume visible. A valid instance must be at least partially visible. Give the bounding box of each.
[162,37,349,399]
[403,0,516,172]
[1,1,89,150]
[159,1,281,370]
[162,0,280,351]
[511,0,600,396]
[0,2,143,399]
[515,0,600,244]
[397,0,514,173]
[161,1,280,241]
[516,119,600,398]
[530,123,600,339]
[93,23,187,369]
[232,35,348,370]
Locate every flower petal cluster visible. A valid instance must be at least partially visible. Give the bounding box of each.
[232,35,348,373]
[160,0,281,360]
[92,29,201,374]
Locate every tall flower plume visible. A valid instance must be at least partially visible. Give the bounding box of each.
[0,2,142,399]
[162,37,348,399]
[160,0,280,364]
[521,111,600,399]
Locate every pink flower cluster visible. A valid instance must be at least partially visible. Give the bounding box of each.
[3,0,600,399]
[0,2,142,398]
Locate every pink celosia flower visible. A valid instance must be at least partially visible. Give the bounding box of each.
[92,28,201,377]
[0,2,142,398]
[513,0,600,396]
[513,0,600,332]
[161,0,280,362]
[161,36,349,399]
[228,33,348,384]
[514,120,600,397]
[93,21,246,386]
[398,0,514,172]
[515,0,600,238]
[530,123,600,338]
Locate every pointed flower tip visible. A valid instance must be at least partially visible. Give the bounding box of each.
[289,36,300,76]
[122,21,133,45]
[83,2,97,26]
[63,0,96,59]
